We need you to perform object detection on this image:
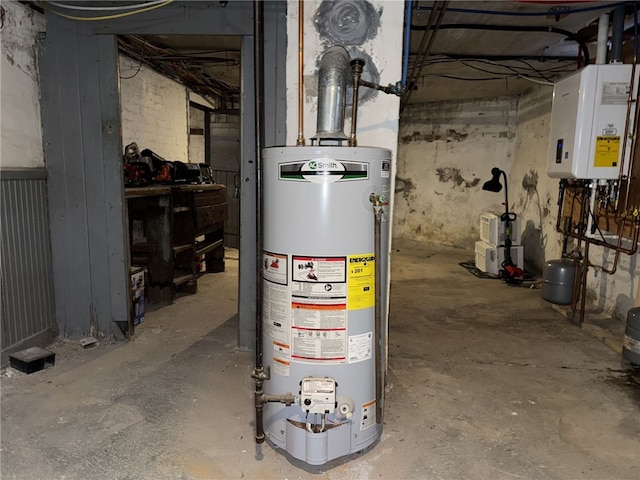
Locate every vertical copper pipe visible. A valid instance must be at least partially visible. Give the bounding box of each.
[296,0,305,146]
[349,59,365,147]
[622,61,639,212]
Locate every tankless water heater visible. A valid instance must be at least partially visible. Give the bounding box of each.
[547,64,639,179]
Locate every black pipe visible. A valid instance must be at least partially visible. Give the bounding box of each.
[578,241,590,326]
[253,0,266,445]
[611,5,625,63]
[411,23,590,67]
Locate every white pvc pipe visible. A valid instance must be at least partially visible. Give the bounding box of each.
[596,13,609,65]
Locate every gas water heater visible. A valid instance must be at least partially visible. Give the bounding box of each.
[254,46,393,465]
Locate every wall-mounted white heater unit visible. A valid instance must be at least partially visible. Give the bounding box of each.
[480,212,522,246]
[547,64,639,179]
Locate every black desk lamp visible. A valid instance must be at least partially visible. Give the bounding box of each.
[482,167,523,283]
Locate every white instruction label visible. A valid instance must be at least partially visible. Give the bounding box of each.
[348,332,373,363]
[273,341,290,377]
[263,280,289,344]
[602,82,630,105]
[263,251,287,285]
[361,400,376,430]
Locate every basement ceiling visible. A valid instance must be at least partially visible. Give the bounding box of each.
[116,1,636,108]
[402,0,636,105]
[118,34,242,109]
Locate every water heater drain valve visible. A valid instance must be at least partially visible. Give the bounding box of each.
[299,376,337,414]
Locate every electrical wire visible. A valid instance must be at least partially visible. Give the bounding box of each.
[47,1,169,12]
[120,41,147,80]
[414,2,628,17]
[420,73,507,81]
[515,75,554,86]
[458,59,549,81]
[411,23,590,66]
[417,55,575,85]
[422,55,576,77]
[458,59,557,85]
[43,0,172,21]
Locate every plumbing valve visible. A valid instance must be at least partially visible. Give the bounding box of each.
[369,193,389,207]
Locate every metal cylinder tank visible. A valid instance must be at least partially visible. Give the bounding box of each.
[261,145,391,465]
[542,259,576,305]
[623,307,640,366]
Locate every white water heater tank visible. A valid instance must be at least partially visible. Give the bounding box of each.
[547,64,639,179]
[261,145,391,465]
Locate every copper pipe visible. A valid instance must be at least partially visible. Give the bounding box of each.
[622,65,640,213]
[296,0,305,146]
[348,58,365,147]
[617,62,636,187]
[623,36,640,212]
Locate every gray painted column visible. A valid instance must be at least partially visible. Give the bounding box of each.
[40,20,127,338]
[238,36,257,350]
[263,1,288,148]
[236,1,288,350]
[39,1,287,346]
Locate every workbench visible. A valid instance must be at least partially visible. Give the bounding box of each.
[125,184,228,328]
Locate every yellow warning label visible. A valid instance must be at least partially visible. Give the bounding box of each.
[348,254,375,310]
[594,136,620,168]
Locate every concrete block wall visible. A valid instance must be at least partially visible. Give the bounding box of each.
[395,98,518,248]
[1,2,45,168]
[509,86,561,273]
[512,86,640,319]
[119,55,189,162]
[1,3,57,362]
[397,84,640,320]
[285,0,404,156]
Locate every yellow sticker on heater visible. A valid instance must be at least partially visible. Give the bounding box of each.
[348,254,375,310]
[594,136,620,168]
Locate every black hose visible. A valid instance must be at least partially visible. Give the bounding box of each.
[410,23,590,67]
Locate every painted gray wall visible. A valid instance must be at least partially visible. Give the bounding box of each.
[40,27,126,338]
[1,170,57,365]
[39,1,287,346]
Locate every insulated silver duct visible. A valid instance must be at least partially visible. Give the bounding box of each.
[312,46,351,143]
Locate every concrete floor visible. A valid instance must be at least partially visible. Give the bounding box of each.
[2,242,639,479]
